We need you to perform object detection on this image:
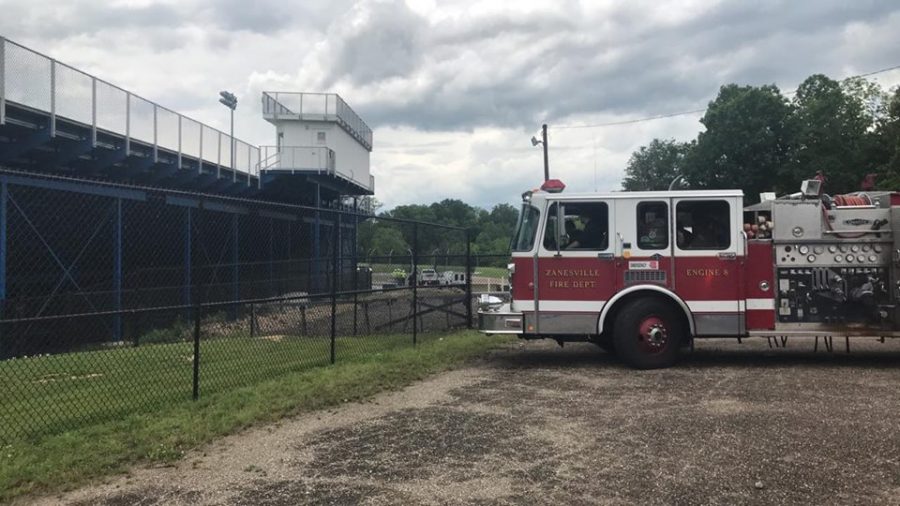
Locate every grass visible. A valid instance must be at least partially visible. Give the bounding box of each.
[473,266,507,278]
[0,330,514,501]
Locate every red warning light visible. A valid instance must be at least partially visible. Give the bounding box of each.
[540,179,566,193]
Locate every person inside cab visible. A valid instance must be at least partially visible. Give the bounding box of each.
[566,211,606,249]
[564,220,581,248]
[677,210,728,249]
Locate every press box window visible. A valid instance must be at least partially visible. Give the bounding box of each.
[543,202,609,251]
[637,201,668,250]
[676,200,731,250]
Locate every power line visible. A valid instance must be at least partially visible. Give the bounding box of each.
[553,63,900,130]
[554,108,707,129]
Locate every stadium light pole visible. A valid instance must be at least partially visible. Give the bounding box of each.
[219,91,238,182]
[530,124,549,182]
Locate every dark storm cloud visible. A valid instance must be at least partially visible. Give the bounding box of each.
[0,2,179,41]
[0,0,355,42]
[321,0,900,132]
[204,0,355,34]
[323,0,426,86]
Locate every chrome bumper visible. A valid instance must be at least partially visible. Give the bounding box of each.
[478,303,524,334]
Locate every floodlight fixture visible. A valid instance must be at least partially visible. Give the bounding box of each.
[219,90,238,110]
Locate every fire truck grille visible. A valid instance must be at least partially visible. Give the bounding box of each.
[624,270,667,285]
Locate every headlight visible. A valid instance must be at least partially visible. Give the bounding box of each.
[478,294,504,312]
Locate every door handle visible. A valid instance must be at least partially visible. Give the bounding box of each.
[598,252,614,260]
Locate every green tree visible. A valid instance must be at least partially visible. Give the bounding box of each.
[430,199,479,229]
[874,88,900,189]
[368,226,409,256]
[371,201,519,261]
[622,139,694,191]
[684,83,795,199]
[784,74,874,193]
[489,203,518,230]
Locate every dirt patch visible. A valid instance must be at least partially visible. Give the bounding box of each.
[69,486,202,506]
[296,406,554,484]
[29,338,900,505]
[228,479,410,506]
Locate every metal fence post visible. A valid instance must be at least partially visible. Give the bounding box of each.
[113,198,122,341]
[352,209,359,336]
[330,212,338,364]
[0,179,6,345]
[192,301,201,401]
[466,228,473,329]
[231,213,239,320]
[91,78,97,147]
[183,207,192,319]
[412,222,418,345]
[177,115,182,170]
[353,256,359,336]
[152,105,158,163]
[49,61,56,138]
[125,92,131,155]
[0,37,6,126]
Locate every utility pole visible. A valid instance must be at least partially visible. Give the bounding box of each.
[532,125,551,182]
[542,123,549,182]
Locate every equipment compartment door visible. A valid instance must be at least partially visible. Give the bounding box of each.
[672,197,744,336]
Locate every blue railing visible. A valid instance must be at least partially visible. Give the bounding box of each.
[0,36,260,180]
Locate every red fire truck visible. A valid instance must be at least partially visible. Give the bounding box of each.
[478,179,900,369]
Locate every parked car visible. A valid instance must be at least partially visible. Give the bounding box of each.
[418,268,439,285]
[438,271,467,286]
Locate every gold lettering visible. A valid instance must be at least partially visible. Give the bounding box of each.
[686,268,723,277]
[543,266,602,289]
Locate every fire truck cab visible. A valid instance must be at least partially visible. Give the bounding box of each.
[479,179,900,369]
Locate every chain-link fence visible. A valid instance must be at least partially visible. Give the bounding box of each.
[0,169,474,443]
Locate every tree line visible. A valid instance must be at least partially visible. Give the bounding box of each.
[358,199,519,260]
[622,74,900,199]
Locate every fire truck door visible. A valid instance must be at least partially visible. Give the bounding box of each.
[614,199,673,292]
[671,197,743,336]
[535,199,617,334]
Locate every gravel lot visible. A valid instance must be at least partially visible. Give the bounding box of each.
[30,337,900,505]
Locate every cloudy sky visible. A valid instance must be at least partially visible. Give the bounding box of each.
[2,0,900,209]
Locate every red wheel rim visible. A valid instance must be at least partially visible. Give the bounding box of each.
[637,315,668,354]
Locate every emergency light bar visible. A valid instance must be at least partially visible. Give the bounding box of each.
[541,179,566,193]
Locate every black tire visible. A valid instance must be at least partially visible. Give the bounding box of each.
[612,298,685,369]
[593,336,615,354]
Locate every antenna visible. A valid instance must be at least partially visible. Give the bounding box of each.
[593,134,598,192]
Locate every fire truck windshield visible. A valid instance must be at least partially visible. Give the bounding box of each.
[511,204,540,252]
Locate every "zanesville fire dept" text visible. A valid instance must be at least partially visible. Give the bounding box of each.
[545,269,600,289]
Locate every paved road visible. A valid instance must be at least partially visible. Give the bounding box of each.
[34,338,900,505]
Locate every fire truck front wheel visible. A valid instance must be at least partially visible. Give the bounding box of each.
[612,298,684,369]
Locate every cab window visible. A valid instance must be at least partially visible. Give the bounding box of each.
[511,204,540,252]
[543,202,609,251]
[637,201,668,250]
[676,200,730,250]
